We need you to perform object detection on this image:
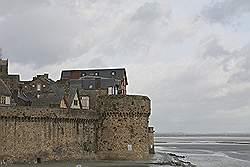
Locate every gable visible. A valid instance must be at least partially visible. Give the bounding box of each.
[70,92,81,109]
[60,98,67,109]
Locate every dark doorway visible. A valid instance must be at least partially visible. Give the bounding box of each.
[36,158,41,164]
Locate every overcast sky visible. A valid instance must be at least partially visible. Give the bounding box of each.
[0,0,250,133]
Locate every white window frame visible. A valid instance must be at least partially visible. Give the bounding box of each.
[128,144,133,151]
[73,100,78,106]
[81,96,89,109]
[37,84,41,91]
[1,96,6,104]
[108,87,113,95]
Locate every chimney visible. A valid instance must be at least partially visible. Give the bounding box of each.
[44,73,49,79]
[0,48,2,58]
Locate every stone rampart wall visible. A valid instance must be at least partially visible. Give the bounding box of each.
[0,95,152,163]
[0,107,99,163]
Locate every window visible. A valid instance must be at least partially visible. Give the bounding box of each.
[43,85,46,88]
[82,73,86,77]
[128,144,133,151]
[74,100,78,106]
[108,87,113,95]
[1,96,6,104]
[37,94,40,99]
[95,72,99,76]
[76,123,79,135]
[114,86,118,95]
[32,85,35,88]
[81,96,89,109]
[111,71,116,76]
[37,84,41,91]
[89,85,93,89]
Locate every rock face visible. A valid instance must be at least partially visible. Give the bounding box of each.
[0,95,152,163]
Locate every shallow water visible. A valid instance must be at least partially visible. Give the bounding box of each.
[155,135,250,167]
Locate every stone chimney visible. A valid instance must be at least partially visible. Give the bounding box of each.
[0,49,8,77]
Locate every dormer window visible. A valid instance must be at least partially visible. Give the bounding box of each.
[111,71,116,76]
[37,84,41,91]
[1,96,6,104]
[73,100,78,106]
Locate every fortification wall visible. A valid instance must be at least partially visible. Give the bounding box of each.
[148,127,155,154]
[0,107,99,163]
[96,95,151,160]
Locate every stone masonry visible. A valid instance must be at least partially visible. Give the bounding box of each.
[0,107,98,163]
[96,95,151,160]
[0,95,153,163]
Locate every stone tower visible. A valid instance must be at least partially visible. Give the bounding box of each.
[0,49,8,77]
[96,95,151,160]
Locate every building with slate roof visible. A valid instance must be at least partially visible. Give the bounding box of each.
[61,68,128,95]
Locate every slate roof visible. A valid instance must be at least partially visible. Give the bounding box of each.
[66,88,78,108]
[31,87,65,107]
[69,77,116,90]
[61,68,128,85]
[18,92,31,102]
[0,79,11,96]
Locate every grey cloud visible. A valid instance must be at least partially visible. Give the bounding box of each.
[202,0,250,24]
[132,2,163,23]
[147,37,250,133]
[150,61,250,133]
[0,0,50,16]
[0,0,172,68]
[88,57,106,68]
[228,43,250,83]
[0,4,92,68]
[201,38,230,58]
[200,37,250,83]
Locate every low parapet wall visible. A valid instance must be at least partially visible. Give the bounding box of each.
[0,107,99,120]
[0,107,99,163]
[97,95,150,114]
